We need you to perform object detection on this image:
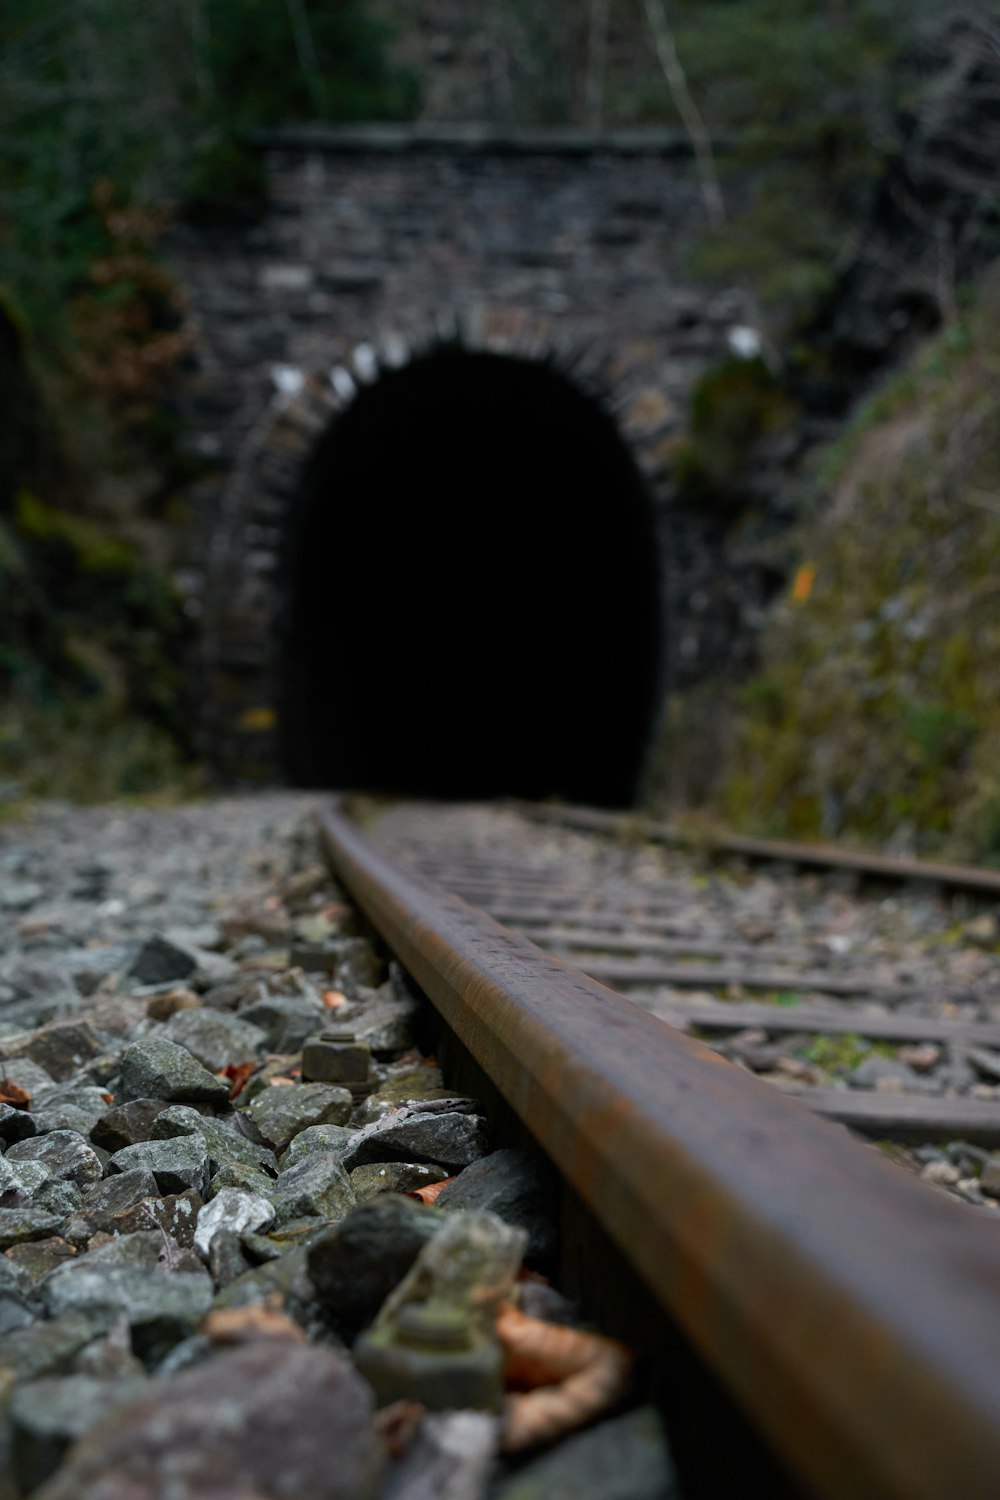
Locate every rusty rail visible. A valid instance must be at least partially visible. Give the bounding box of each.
[320,799,1000,1500]
[519,802,1000,897]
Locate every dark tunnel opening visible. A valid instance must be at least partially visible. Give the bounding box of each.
[277,345,663,806]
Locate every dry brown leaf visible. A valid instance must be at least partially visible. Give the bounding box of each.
[406,1177,456,1206]
[220,1060,257,1100]
[373,1400,426,1460]
[495,1302,633,1453]
[201,1303,306,1346]
[0,1081,31,1110]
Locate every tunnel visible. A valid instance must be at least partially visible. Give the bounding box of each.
[277,344,663,806]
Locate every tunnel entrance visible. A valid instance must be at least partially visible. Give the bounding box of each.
[278,345,663,806]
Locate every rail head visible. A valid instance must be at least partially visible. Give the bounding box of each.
[320,799,1000,1500]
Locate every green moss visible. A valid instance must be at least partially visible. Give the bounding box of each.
[673,356,798,508]
[713,265,1000,862]
[15,490,136,573]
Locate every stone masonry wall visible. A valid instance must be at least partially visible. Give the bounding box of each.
[168,127,760,780]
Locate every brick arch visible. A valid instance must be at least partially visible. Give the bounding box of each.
[200,312,671,786]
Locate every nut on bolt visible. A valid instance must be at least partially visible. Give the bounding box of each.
[301,1031,371,1085]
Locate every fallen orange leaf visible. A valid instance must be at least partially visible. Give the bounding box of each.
[407,1176,456,1206]
[220,1060,256,1100]
[791,562,816,603]
[373,1400,425,1460]
[202,1304,305,1345]
[495,1302,633,1452]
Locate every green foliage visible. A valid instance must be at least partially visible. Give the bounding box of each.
[0,0,416,344]
[673,356,797,508]
[718,265,1000,861]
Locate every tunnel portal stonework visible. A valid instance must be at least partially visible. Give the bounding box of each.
[171,126,755,784]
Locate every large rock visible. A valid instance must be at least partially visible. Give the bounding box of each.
[341,1108,488,1173]
[39,1261,213,1365]
[116,1038,231,1106]
[437,1149,558,1268]
[126,936,197,987]
[7,1130,104,1188]
[194,1188,274,1257]
[90,1098,171,1152]
[149,1104,278,1176]
[237,994,327,1052]
[271,1154,356,1227]
[108,1137,210,1197]
[306,1196,441,1341]
[279,1122,355,1169]
[161,1008,266,1072]
[0,1209,68,1256]
[10,1374,146,1495]
[245,1082,352,1150]
[35,1341,383,1500]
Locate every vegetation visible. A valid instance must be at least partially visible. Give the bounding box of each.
[719,265,1000,862]
[0,1,415,805]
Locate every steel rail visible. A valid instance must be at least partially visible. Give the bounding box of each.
[519,802,1000,897]
[320,800,1000,1500]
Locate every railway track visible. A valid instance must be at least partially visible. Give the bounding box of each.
[320,796,1000,1500]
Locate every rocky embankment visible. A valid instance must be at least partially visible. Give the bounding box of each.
[0,796,673,1500]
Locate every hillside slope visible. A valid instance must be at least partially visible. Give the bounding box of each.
[717,262,1000,862]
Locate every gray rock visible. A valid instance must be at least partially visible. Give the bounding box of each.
[0,1311,104,1381]
[238,993,327,1051]
[97,1189,204,1248]
[194,1188,275,1257]
[0,1286,38,1334]
[342,1109,488,1173]
[980,1156,1000,1199]
[208,1161,277,1198]
[245,1082,353,1150]
[437,1150,558,1268]
[39,1261,213,1365]
[63,1169,161,1243]
[334,937,385,992]
[0,1101,37,1145]
[35,1341,383,1500]
[272,1154,356,1226]
[849,1055,921,1092]
[211,1245,318,1327]
[207,1228,253,1288]
[350,1161,450,1203]
[383,1411,498,1500]
[4,1236,79,1284]
[306,1196,442,1340]
[117,1037,231,1105]
[7,1130,104,1188]
[491,1406,678,1500]
[279,1122,356,1169]
[35,1176,83,1217]
[32,1084,112,1136]
[108,1136,210,1196]
[341,986,418,1056]
[150,1103,278,1175]
[969,1048,1000,1082]
[0,1156,51,1198]
[127,935,198,986]
[161,1008,266,1071]
[15,1019,106,1082]
[11,1373,148,1491]
[90,1097,170,1152]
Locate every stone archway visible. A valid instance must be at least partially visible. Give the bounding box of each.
[277,343,662,805]
[199,314,671,798]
